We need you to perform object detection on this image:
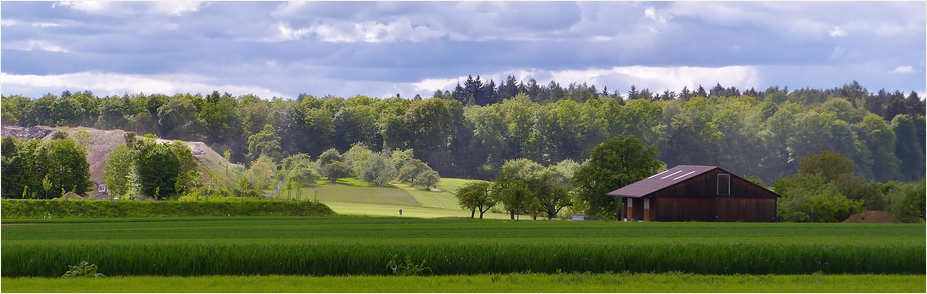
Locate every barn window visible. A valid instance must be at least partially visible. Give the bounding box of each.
[717,174,730,195]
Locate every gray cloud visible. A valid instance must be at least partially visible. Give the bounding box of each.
[2,1,924,99]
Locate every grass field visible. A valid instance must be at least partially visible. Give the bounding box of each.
[3,273,924,293]
[278,178,512,219]
[2,217,923,277]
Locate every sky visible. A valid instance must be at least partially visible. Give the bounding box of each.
[2,1,925,100]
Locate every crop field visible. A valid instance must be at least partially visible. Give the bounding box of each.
[2,217,923,279]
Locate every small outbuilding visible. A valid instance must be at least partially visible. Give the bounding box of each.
[606,165,781,222]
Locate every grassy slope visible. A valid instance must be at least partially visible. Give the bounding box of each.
[284,178,510,219]
[4,274,923,293]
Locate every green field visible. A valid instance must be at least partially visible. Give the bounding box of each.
[279,178,512,219]
[3,273,923,293]
[2,217,923,278]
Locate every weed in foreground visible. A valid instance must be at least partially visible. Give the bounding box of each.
[387,255,431,276]
[61,261,103,278]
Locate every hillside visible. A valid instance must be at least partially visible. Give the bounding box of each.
[0,125,242,197]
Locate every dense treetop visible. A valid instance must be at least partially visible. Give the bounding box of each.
[1,79,924,184]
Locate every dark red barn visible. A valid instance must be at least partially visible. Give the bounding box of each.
[606,165,781,222]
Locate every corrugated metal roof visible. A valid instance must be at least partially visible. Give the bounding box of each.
[606,165,718,198]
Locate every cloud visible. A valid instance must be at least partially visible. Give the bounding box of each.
[1,72,288,99]
[54,1,204,16]
[404,65,761,98]
[413,78,458,92]
[3,40,70,53]
[151,2,204,16]
[644,7,668,24]
[2,1,922,100]
[827,26,847,37]
[305,19,446,43]
[890,66,914,74]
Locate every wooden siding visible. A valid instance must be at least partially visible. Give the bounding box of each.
[652,197,716,222]
[627,167,779,222]
[717,198,777,222]
[621,198,648,221]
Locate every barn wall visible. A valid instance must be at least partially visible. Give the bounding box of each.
[717,198,777,222]
[649,168,778,222]
[652,197,716,222]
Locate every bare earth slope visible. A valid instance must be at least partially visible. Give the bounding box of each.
[1,125,241,193]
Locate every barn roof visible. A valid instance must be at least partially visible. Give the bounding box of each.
[606,165,719,198]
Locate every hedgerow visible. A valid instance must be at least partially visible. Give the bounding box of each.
[0,199,334,219]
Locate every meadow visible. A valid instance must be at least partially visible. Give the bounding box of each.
[2,217,923,278]
[279,178,512,219]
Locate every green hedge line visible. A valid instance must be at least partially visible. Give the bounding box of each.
[0,199,335,219]
[2,242,922,277]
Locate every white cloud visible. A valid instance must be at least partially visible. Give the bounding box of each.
[890,66,914,74]
[404,66,762,98]
[4,40,70,53]
[303,19,445,43]
[33,22,64,27]
[275,23,314,41]
[413,78,458,92]
[644,7,667,24]
[53,1,107,13]
[54,1,203,16]
[827,26,847,37]
[0,19,73,27]
[151,2,204,16]
[1,72,288,99]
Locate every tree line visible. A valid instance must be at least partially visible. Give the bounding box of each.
[1,132,94,199]
[458,136,924,222]
[1,80,924,185]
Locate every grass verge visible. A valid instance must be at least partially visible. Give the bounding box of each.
[2,273,923,293]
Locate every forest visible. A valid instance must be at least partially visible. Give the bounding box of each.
[2,78,923,185]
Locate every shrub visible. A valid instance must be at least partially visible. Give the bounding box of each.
[0,199,335,219]
[61,261,103,278]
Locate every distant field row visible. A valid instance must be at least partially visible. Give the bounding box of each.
[4,273,924,293]
[3,217,923,277]
[3,217,924,243]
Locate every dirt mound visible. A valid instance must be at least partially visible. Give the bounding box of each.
[56,191,85,200]
[843,211,902,223]
[2,125,242,190]
[1,125,54,139]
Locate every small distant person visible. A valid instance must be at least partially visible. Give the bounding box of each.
[399,209,403,216]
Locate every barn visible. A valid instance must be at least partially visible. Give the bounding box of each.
[606,165,781,222]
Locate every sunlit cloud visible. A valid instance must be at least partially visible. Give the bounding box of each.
[1,72,288,99]
[890,65,914,74]
[4,40,70,53]
[827,26,848,37]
